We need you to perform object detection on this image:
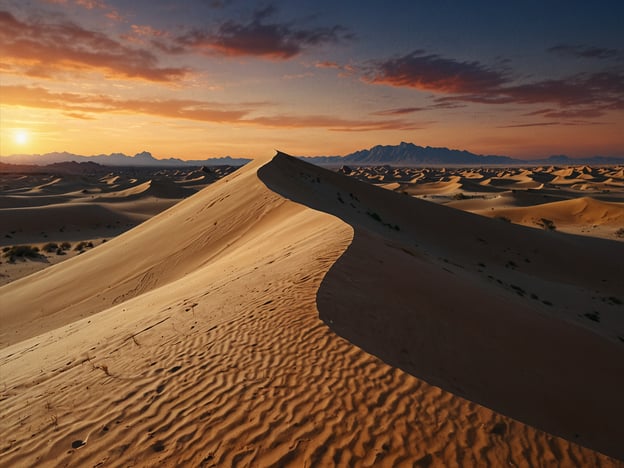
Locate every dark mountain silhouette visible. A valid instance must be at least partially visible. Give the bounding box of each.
[302,142,624,166]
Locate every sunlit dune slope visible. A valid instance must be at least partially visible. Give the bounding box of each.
[0,153,622,467]
[475,196,624,231]
[0,158,284,346]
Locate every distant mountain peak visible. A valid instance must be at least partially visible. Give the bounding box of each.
[301,143,624,166]
[134,151,155,159]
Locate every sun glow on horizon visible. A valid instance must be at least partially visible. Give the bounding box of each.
[13,129,29,146]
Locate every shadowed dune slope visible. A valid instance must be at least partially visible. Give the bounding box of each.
[0,154,622,466]
[259,153,624,461]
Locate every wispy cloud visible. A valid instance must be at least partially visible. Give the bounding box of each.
[0,10,187,81]
[249,114,424,131]
[497,120,608,128]
[496,122,561,128]
[548,44,621,60]
[0,85,248,121]
[42,0,124,21]
[370,107,424,116]
[2,84,423,132]
[315,61,341,69]
[524,108,607,119]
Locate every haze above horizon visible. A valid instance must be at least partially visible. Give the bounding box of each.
[1,1,623,160]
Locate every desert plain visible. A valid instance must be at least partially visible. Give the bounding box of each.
[1,154,623,467]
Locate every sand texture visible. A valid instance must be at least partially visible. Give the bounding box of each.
[339,164,624,241]
[0,165,236,285]
[1,154,623,467]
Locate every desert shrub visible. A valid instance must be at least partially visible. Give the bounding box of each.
[3,245,41,262]
[60,242,71,250]
[539,218,556,231]
[453,192,467,200]
[615,228,624,238]
[74,241,94,252]
[42,242,59,253]
[496,216,511,223]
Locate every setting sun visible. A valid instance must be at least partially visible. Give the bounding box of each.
[14,129,29,145]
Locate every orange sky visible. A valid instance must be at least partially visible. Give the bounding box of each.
[1,2,623,160]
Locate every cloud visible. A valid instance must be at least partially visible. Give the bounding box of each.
[249,114,424,131]
[366,50,507,94]
[0,85,248,121]
[2,84,423,132]
[548,44,621,60]
[496,122,561,128]
[365,49,624,117]
[0,10,186,81]
[282,72,314,80]
[75,0,107,9]
[130,24,170,38]
[43,0,124,21]
[371,107,424,116]
[63,111,97,120]
[105,9,123,21]
[122,24,173,47]
[524,108,607,119]
[497,120,608,128]
[434,71,624,110]
[173,6,351,59]
[315,61,340,69]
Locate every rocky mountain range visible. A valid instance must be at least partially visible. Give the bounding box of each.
[302,142,624,166]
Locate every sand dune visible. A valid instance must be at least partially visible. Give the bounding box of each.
[93,179,196,201]
[338,165,624,241]
[1,154,623,466]
[475,197,624,236]
[0,166,238,284]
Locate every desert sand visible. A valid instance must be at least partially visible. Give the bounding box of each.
[0,165,236,285]
[340,164,624,241]
[1,154,623,467]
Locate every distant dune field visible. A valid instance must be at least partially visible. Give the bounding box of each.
[338,164,624,241]
[0,165,237,285]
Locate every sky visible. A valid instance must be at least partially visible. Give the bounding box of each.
[1,0,623,160]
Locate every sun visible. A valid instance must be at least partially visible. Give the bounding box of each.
[14,130,29,145]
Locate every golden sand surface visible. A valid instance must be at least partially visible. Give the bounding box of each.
[1,155,622,466]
